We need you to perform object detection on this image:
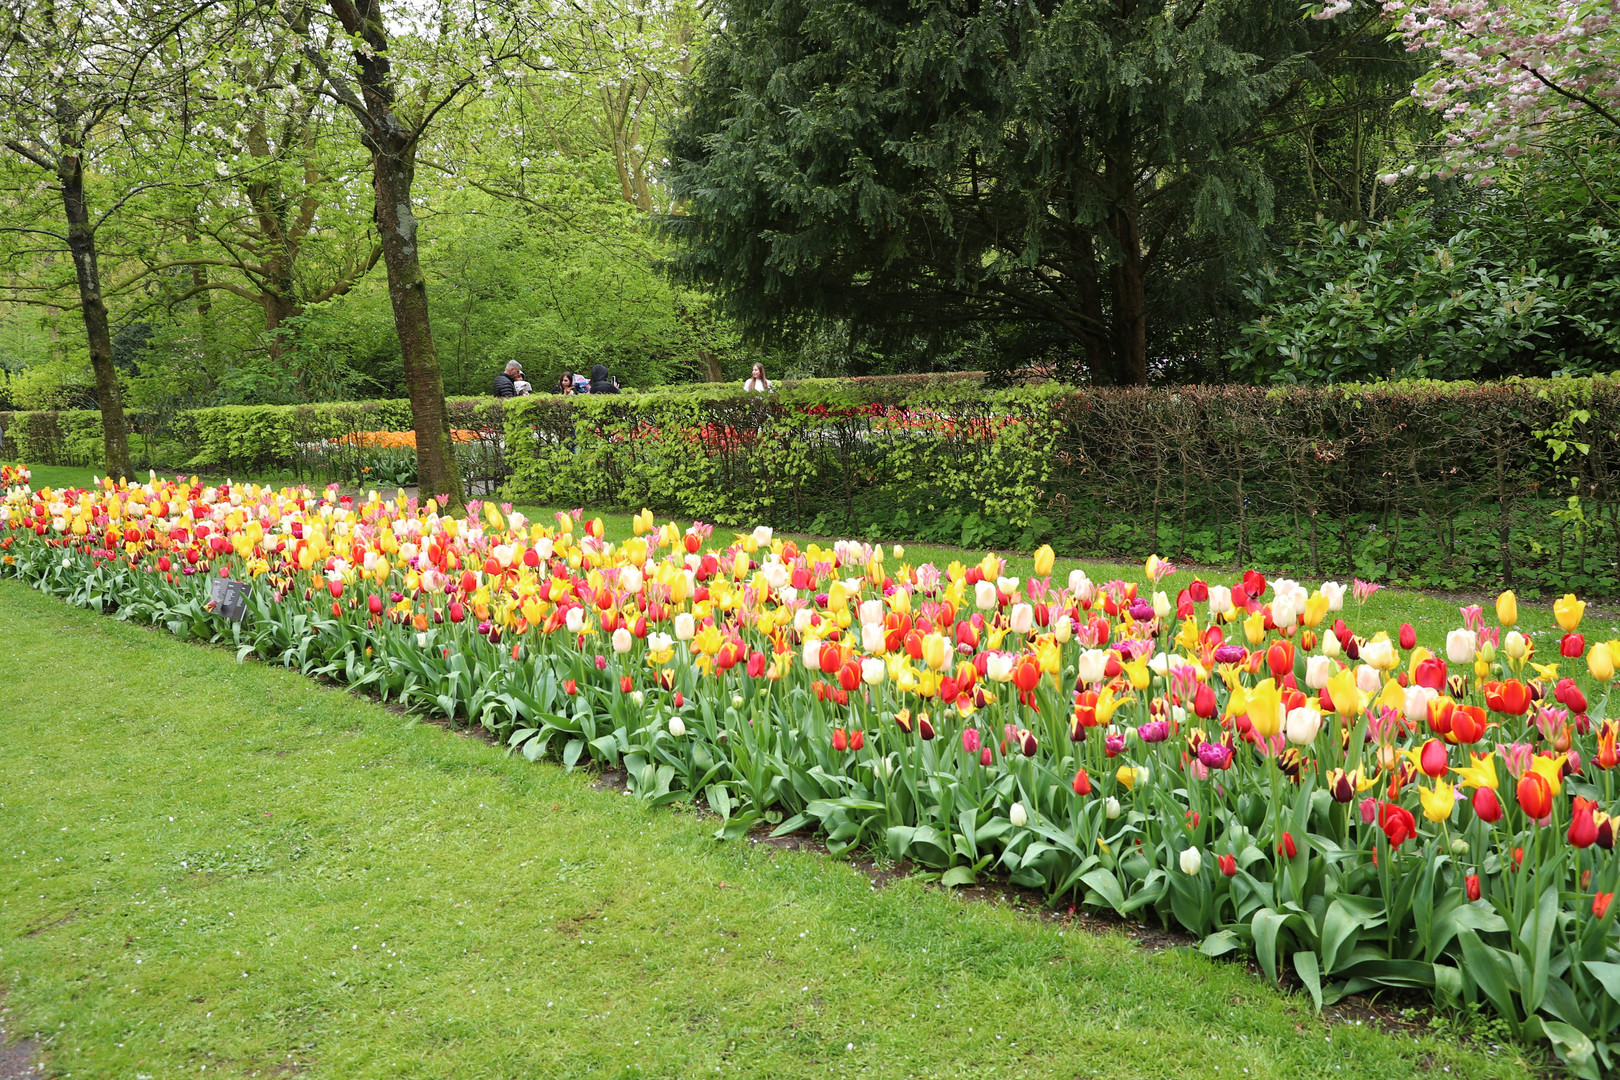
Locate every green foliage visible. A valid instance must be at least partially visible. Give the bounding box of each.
[0,579,1526,1080]
[1233,209,1620,383]
[502,374,1620,595]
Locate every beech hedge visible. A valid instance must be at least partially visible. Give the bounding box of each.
[500,375,1620,596]
[7,374,1620,594]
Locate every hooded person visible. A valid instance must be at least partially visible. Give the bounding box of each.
[587,364,619,395]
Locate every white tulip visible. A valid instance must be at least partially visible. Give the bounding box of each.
[1054,615,1073,643]
[1355,664,1382,695]
[1271,593,1299,630]
[1319,581,1345,611]
[1076,649,1110,686]
[1321,631,1342,658]
[1009,603,1034,634]
[1179,847,1203,875]
[1285,706,1322,746]
[1104,797,1122,820]
[975,580,998,611]
[612,628,633,654]
[1503,630,1529,660]
[986,653,1014,683]
[565,607,585,634]
[1008,803,1028,827]
[1305,655,1333,690]
[648,632,674,654]
[1404,684,1437,723]
[793,608,814,634]
[674,612,696,641]
[668,716,686,738]
[751,526,773,547]
[862,622,886,654]
[1446,628,1477,664]
[1152,591,1172,619]
[859,598,885,627]
[619,566,643,595]
[534,537,554,560]
[1360,637,1396,671]
[861,657,885,685]
[803,637,823,671]
[1208,585,1233,615]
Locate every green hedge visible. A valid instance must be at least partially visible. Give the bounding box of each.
[0,398,510,490]
[502,375,1620,596]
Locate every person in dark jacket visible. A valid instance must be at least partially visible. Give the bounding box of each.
[493,361,522,398]
[587,364,620,394]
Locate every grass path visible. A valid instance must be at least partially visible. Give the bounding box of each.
[0,579,1543,1079]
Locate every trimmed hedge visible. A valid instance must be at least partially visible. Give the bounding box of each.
[501,375,1620,596]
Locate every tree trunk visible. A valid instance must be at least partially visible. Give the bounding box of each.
[1105,121,1148,386]
[372,149,464,508]
[56,111,130,477]
[328,0,465,509]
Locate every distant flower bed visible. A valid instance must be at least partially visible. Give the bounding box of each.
[0,464,30,487]
[333,429,484,450]
[2,472,1618,1074]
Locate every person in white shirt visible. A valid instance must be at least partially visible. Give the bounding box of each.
[743,363,772,393]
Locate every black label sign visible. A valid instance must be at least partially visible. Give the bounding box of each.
[209,576,250,622]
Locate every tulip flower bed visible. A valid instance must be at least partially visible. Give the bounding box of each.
[4,472,1620,1074]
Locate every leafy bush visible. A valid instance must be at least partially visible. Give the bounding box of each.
[1231,210,1620,383]
[504,375,1620,595]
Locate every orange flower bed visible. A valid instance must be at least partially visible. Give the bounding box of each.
[335,429,483,450]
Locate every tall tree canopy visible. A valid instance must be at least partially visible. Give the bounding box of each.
[665,0,1407,383]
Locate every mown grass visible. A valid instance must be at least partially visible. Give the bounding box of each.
[0,575,1547,1078]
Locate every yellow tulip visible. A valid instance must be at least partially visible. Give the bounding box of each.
[1419,779,1455,823]
[1246,678,1283,738]
[1590,642,1615,682]
[1495,590,1517,627]
[1243,612,1266,645]
[1116,766,1138,791]
[1033,545,1054,577]
[978,553,1000,581]
[1302,593,1328,628]
[1122,657,1150,690]
[1452,753,1498,791]
[1325,667,1365,718]
[1094,688,1126,726]
[1554,593,1585,632]
[922,633,949,671]
[521,599,543,625]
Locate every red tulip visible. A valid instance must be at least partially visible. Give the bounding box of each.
[1465,874,1481,901]
[331,601,342,618]
[1277,832,1297,859]
[1484,679,1531,716]
[673,691,685,707]
[1448,705,1487,746]
[1419,738,1448,778]
[1072,768,1092,796]
[1019,729,1038,757]
[1472,786,1503,823]
[1192,682,1218,720]
[563,679,578,695]
[980,747,993,767]
[1561,632,1586,658]
[1379,803,1417,848]
[328,579,343,599]
[1267,641,1295,679]
[1189,579,1209,602]
[832,728,848,752]
[819,642,841,674]
[459,570,477,594]
[919,714,936,741]
[1399,623,1416,650]
[850,729,865,751]
[1217,854,1237,876]
[1516,772,1553,820]
[367,594,383,616]
[747,651,766,679]
[1414,656,1447,690]
[838,662,861,693]
[1013,657,1041,693]
[1596,892,1615,919]
[448,601,465,623]
[1569,798,1599,848]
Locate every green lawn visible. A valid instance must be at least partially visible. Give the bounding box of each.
[0,577,1546,1079]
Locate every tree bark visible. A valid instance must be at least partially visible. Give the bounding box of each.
[1105,124,1148,386]
[325,0,465,508]
[372,149,463,507]
[55,100,130,476]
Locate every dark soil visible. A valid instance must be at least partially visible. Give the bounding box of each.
[0,993,41,1080]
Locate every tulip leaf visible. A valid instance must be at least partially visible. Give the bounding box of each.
[1080,868,1127,916]
[1520,883,1559,1016]
[1458,929,1522,1031]
[1252,908,1288,986]
[1198,930,1241,958]
[1538,1020,1597,1073]
[708,784,734,821]
[1293,950,1323,1012]
[940,866,977,888]
[1320,900,1364,975]
[561,738,584,770]
[1585,961,1620,1007]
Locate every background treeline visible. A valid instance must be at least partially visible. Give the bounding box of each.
[0,0,1616,434]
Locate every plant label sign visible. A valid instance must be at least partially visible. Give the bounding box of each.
[210,576,249,622]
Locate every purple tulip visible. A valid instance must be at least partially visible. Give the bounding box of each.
[1213,644,1247,665]
[1138,719,1170,743]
